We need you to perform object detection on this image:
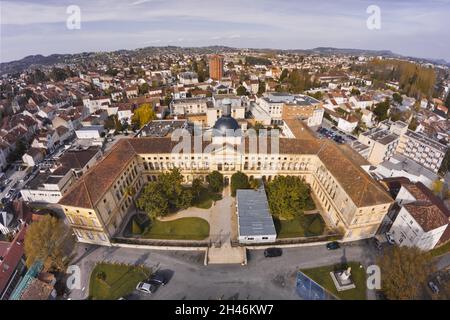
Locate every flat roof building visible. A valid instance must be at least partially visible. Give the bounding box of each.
[236,186,277,244]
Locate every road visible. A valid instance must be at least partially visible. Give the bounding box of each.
[67,240,380,300]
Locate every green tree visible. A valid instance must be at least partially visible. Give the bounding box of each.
[191,178,202,200]
[131,103,156,128]
[136,183,168,218]
[373,98,391,121]
[7,138,28,163]
[136,169,192,218]
[236,85,248,96]
[432,179,444,196]
[351,88,361,96]
[257,81,266,94]
[230,171,250,196]
[139,83,149,95]
[279,69,289,82]
[393,92,403,104]
[252,122,265,134]
[24,216,74,272]
[266,175,313,220]
[377,246,432,300]
[206,171,224,193]
[408,116,418,131]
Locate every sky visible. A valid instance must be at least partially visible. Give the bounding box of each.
[1,0,449,63]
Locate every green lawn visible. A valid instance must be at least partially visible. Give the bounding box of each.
[301,262,367,300]
[141,217,210,240]
[193,187,222,209]
[89,263,150,300]
[430,241,450,257]
[274,214,325,238]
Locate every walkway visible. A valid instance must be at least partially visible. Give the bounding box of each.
[206,186,246,265]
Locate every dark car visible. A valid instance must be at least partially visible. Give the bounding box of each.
[148,272,167,286]
[373,238,382,250]
[326,241,340,250]
[264,247,283,258]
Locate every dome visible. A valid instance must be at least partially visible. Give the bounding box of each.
[213,116,240,134]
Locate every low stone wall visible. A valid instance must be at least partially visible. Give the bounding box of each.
[232,233,343,248]
[111,242,208,252]
[112,236,210,250]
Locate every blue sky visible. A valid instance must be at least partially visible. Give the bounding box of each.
[1,0,449,63]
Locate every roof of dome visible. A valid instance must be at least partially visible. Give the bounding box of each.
[213,116,240,134]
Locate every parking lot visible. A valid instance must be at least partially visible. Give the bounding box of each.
[315,119,358,145]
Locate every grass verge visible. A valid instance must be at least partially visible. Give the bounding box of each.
[301,262,367,300]
[89,263,150,300]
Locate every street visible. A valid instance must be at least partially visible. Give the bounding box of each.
[68,240,381,300]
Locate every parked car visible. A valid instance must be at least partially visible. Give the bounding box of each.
[373,238,382,250]
[136,281,157,294]
[148,272,167,286]
[428,281,440,294]
[264,248,283,258]
[385,232,395,245]
[326,241,340,250]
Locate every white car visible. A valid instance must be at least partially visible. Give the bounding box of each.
[136,281,157,294]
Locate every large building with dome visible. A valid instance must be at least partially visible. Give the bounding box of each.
[59,100,394,246]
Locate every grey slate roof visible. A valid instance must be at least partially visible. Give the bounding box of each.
[236,187,277,237]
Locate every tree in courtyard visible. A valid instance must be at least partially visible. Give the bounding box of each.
[131,103,156,128]
[230,171,250,197]
[136,182,169,218]
[266,175,313,220]
[206,171,224,193]
[24,215,74,272]
[136,169,193,218]
[377,246,433,300]
[191,178,203,200]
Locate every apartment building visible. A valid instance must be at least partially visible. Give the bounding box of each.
[358,127,400,165]
[21,146,101,204]
[396,130,447,173]
[256,92,324,127]
[390,182,449,250]
[170,98,208,116]
[209,55,224,81]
